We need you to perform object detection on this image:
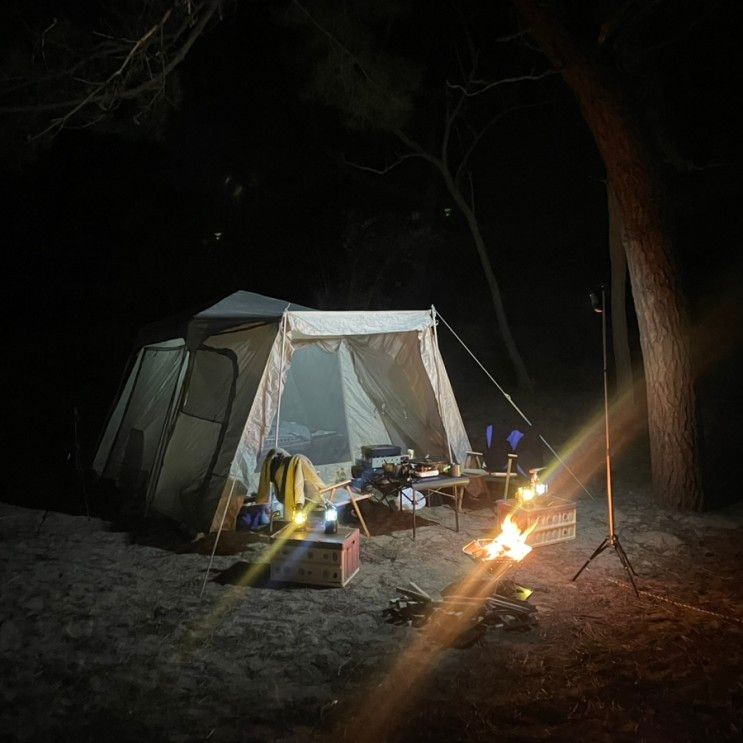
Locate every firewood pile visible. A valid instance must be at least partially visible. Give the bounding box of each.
[383,580,537,646]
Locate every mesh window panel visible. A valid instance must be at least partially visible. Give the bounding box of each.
[103,345,183,488]
[262,345,351,465]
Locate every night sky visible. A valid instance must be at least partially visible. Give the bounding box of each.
[2,1,741,510]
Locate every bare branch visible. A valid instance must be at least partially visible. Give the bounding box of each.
[454,99,551,183]
[343,151,427,175]
[494,29,530,43]
[0,1,221,139]
[292,1,381,93]
[38,17,59,68]
[446,68,556,97]
[442,37,478,166]
[30,7,174,139]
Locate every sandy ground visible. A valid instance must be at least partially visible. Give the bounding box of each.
[1,480,742,742]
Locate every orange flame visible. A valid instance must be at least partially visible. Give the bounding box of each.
[482,514,536,562]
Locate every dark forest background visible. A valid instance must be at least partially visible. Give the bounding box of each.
[1,0,741,512]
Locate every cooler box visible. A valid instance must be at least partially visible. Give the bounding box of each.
[361,444,401,460]
[270,527,360,587]
[496,498,576,547]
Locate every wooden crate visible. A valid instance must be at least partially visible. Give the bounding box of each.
[496,498,577,547]
[270,527,360,587]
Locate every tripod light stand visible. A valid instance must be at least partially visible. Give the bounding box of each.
[572,285,639,597]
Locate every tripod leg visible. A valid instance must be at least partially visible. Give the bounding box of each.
[612,538,640,597]
[614,537,638,576]
[572,537,609,582]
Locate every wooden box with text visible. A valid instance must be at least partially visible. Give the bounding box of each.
[270,527,360,587]
[496,498,577,547]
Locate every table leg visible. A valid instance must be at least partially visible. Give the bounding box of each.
[455,485,460,533]
[501,453,517,509]
[412,484,416,541]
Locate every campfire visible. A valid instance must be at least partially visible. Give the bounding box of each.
[463,514,537,565]
[383,516,539,643]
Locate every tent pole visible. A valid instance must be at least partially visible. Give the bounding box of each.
[435,310,594,500]
[274,310,290,449]
[93,350,138,476]
[431,306,454,463]
[100,351,146,481]
[270,309,290,531]
[145,346,190,518]
[200,475,238,598]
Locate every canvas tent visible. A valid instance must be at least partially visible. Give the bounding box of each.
[93,291,471,533]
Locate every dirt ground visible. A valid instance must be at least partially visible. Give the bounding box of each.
[1,473,742,742]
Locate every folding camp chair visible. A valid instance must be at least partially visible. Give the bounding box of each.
[267,458,374,539]
[463,450,521,501]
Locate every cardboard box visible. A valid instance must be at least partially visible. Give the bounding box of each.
[496,498,577,547]
[270,527,360,587]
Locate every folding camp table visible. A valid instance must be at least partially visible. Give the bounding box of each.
[399,475,470,540]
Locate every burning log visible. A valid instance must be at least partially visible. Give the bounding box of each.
[384,517,538,639]
[463,514,537,563]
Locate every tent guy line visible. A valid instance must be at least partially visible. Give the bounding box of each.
[434,309,595,500]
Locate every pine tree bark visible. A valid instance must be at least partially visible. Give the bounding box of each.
[515,0,703,509]
[607,182,634,399]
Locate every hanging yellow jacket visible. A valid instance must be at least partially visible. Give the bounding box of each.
[257,450,325,521]
[256,448,284,506]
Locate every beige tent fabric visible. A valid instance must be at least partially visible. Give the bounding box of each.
[420,322,470,465]
[230,310,472,498]
[150,325,276,529]
[97,295,471,534]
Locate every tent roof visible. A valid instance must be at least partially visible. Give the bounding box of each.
[286,310,435,338]
[194,290,311,323]
[135,291,311,348]
[135,290,435,348]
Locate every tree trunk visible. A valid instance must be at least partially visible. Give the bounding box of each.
[607,182,634,399]
[441,166,533,389]
[515,0,703,509]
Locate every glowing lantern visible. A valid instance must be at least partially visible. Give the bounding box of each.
[519,473,548,503]
[519,486,536,502]
[324,503,338,534]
